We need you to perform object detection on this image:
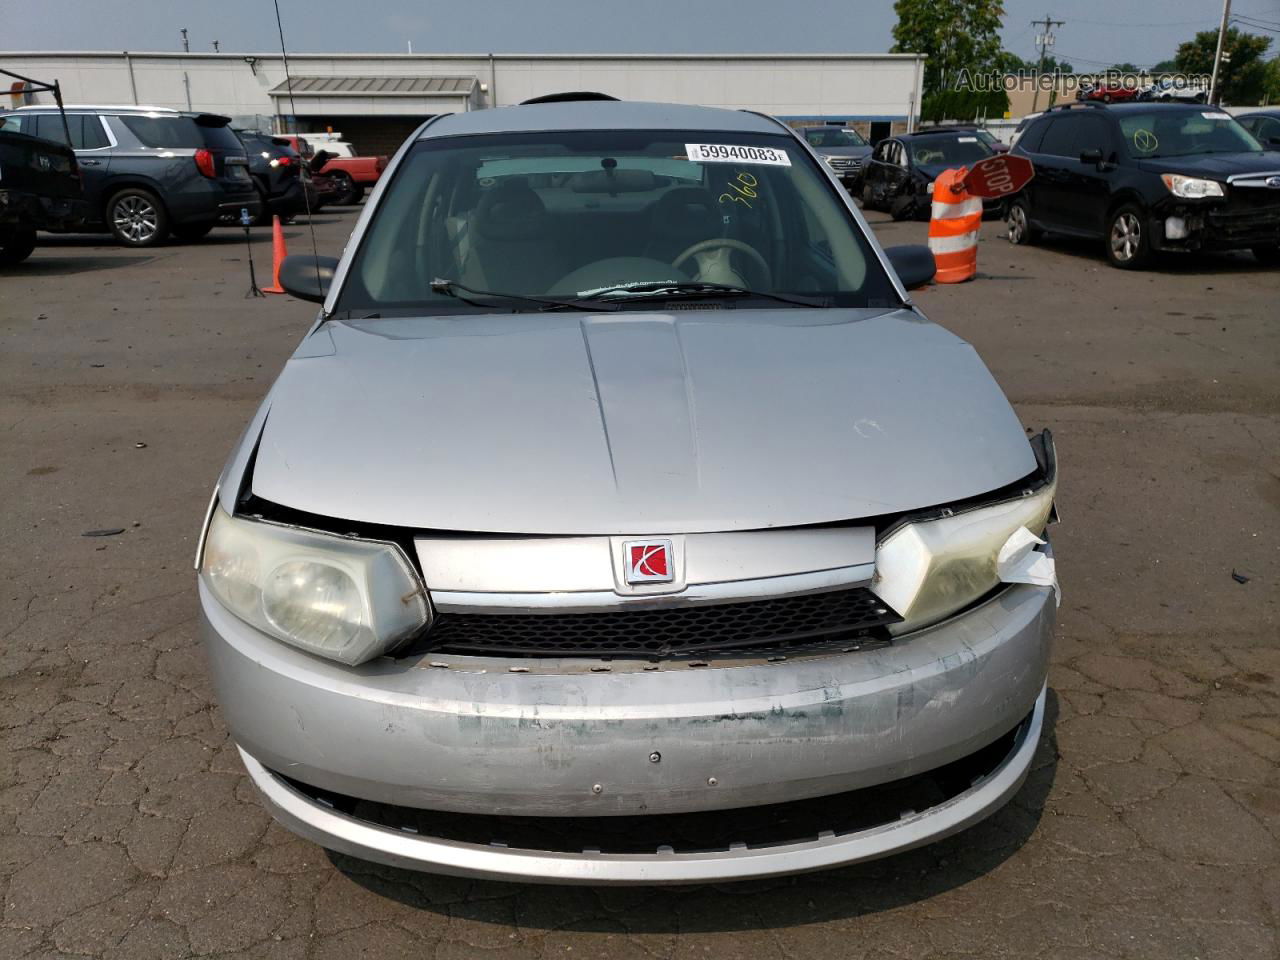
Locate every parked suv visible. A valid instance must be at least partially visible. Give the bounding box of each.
[802,126,872,190]
[235,130,313,224]
[198,98,1059,884]
[1008,102,1280,267]
[1,105,260,246]
[861,128,1000,220]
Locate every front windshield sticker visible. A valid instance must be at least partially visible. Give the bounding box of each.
[686,143,791,166]
[1201,111,1232,121]
[958,136,978,142]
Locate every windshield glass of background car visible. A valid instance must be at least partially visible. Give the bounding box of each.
[336,130,896,314]
[1120,111,1262,158]
[908,136,992,166]
[806,128,867,147]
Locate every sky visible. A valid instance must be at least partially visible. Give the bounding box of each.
[3,0,1275,70]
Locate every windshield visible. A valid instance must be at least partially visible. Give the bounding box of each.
[1119,110,1263,158]
[804,128,868,148]
[907,136,994,167]
[335,129,897,315]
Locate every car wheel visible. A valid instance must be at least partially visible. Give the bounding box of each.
[107,188,169,247]
[1252,244,1280,266]
[1106,203,1151,269]
[333,172,360,206]
[1007,196,1039,245]
[172,221,215,242]
[1102,93,1113,103]
[0,225,37,265]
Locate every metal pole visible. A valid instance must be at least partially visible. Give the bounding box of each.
[1209,0,1231,105]
[53,80,72,149]
[181,28,189,53]
[124,50,139,105]
[1029,14,1065,115]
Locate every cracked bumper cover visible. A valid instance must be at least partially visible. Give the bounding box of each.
[200,580,1053,882]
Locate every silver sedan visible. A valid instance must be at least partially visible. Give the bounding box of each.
[197,98,1058,884]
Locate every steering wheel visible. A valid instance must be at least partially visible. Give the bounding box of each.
[672,238,772,288]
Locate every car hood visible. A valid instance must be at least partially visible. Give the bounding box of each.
[250,309,1035,534]
[816,146,873,159]
[1134,152,1280,178]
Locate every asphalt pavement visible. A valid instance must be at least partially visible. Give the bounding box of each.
[1,206,1277,959]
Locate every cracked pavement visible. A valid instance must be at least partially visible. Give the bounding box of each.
[2,208,1277,958]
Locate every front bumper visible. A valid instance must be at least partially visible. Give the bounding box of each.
[201,580,1054,882]
[1152,197,1280,252]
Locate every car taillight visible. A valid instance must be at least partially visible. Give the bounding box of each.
[277,156,292,167]
[194,149,216,178]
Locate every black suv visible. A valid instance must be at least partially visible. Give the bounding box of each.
[1008,102,1280,268]
[0,105,260,246]
[234,130,314,225]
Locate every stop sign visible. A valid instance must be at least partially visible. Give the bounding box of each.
[963,154,1035,199]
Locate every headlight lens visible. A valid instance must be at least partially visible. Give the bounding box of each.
[201,506,429,664]
[872,475,1056,634]
[1161,174,1224,199]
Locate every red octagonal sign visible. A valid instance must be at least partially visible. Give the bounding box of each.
[963,153,1035,199]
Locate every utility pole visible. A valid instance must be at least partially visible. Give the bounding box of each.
[180,28,189,53]
[212,40,220,52]
[1030,13,1066,114]
[1209,0,1231,104]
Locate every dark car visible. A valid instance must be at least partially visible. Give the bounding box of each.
[860,129,999,220]
[1007,102,1280,268]
[0,105,260,246]
[802,126,873,190]
[916,124,1008,153]
[1236,111,1280,149]
[235,130,315,224]
[0,120,88,263]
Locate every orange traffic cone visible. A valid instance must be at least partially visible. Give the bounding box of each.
[927,169,981,283]
[261,215,288,294]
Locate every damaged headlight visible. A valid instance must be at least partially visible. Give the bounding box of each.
[200,506,429,665]
[872,435,1057,634]
[1160,174,1224,199]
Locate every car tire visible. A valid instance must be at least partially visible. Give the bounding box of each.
[0,225,37,265]
[332,172,360,206]
[1102,93,1113,103]
[1253,245,1280,266]
[172,221,215,242]
[106,187,169,247]
[1007,196,1039,245]
[1106,203,1152,269]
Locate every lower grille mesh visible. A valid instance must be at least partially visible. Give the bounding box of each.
[420,587,900,658]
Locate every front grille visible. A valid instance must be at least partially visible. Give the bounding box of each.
[419,587,900,659]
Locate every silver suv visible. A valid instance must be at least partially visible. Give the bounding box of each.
[197,98,1059,884]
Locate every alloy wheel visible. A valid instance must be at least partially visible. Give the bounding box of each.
[1008,205,1026,244]
[1110,212,1141,262]
[113,196,159,244]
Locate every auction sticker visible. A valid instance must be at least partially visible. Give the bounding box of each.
[1202,112,1232,121]
[686,143,791,166]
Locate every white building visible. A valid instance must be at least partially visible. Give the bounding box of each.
[2,51,925,154]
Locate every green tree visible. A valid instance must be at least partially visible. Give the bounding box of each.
[1175,28,1272,103]
[1151,59,1177,73]
[1110,62,1139,73]
[1264,56,1280,104]
[892,0,1007,95]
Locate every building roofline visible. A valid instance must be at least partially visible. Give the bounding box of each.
[0,50,926,62]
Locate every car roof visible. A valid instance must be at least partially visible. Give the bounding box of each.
[898,128,984,141]
[420,100,785,139]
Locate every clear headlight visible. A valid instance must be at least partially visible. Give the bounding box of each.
[200,506,429,665]
[1160,174,1224,199]
[872,446,1057,635]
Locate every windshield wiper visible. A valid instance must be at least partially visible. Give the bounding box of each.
[587,281,828,308]
[430,278,617,312]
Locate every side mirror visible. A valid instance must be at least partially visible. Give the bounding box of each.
[278,254,339,304]
[884,244,936,290]
[1268,136,1280,147]
[1079,148,1103,165]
